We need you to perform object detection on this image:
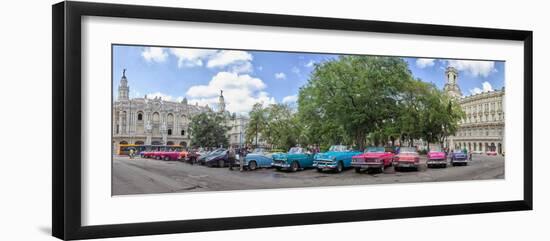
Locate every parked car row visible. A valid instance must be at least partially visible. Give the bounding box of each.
[136,144,478,174]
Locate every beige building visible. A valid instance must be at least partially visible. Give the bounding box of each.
[112,70,252,151]
[444,67,505,154]
[112,70,210,150]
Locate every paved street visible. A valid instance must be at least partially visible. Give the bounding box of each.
[113,155,504,195]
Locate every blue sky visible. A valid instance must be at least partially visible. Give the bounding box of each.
[113,45,504,115]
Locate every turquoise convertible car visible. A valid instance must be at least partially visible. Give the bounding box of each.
[272,147,314,172]
[243,148,274,170]
[313,145,362,173]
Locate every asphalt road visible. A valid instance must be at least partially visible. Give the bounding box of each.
[112,154,504,195]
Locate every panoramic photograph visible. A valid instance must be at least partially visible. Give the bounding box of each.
[111,44,505,195]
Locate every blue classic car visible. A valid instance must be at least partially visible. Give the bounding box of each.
[450,149,469,166]
[243,148,274,170]
[313,145,362,173]
[272,147,314,172]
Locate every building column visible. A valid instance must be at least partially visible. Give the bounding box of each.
[118,111,123,135]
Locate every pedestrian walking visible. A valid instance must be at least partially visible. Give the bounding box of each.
[129,149,134,159]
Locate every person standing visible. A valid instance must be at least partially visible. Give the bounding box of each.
[228,147,236,170]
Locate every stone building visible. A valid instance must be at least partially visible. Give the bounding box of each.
[112,70,210,150]
[444,67,505,154]
[112,69,256,151]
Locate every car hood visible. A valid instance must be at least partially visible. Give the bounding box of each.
[273,153,308,160]
[353,152,391,159]
[428,152,446,159]
[396,153,419,159]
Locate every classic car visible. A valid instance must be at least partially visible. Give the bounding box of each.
[153,151,185,161]
[141,150,162,158]
[486,150,498,156]
[204,151,230,167]
[197,148,226,165]
[272,147,314,172]
[243,148,274,170]
[351,146,395,173]
[393,146,420,171]
[185,150,202,164]
[450,149,469,166]
[426,146,447,168]
[313,145,362,173]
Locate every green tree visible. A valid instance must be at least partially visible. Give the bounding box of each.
[189,112,230,148]
[298,55,415,150]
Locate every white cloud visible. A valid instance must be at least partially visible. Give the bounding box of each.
[305,60,316,68]
[169,48,216,68]
[141,47,168,63]
[274,72,286,80]
[291,66,301,75]
[469,81,494,95]
[207,50,253,68]
[447,60,496,77]
[282,95,298,104]
[415,58,435,68]
[186,72,275,114]
[146,92,183,102]
[230,61,253,74]
[257,66,264,71]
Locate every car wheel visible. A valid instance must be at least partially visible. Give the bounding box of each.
[316,168,323,172]
[427,164,432,168]
[290,161,299,172]
[355,167,361,173]
[394,166,400,172]
[275,167,282,171]
[164,156,170,161]
[155,156,161,160]
[336,161,344,173]
[218,160,225,168]
[249,161,257,171]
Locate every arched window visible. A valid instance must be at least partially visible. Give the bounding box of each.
[181,130,185,136]
[137,113,143,121]
[135,141,144,145]
[119,141,128,145]
[167,129,172,135]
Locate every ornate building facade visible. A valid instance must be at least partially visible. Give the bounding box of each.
[112,70,210,150]
[112,70,255,151]
[445,67,505,154]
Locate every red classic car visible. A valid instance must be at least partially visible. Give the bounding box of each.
[393,147,420,171]
[151,151,186,161]
[351,147,394,173]
[141,151,159,158]
[486,150,498,156]
[426,146,447,168]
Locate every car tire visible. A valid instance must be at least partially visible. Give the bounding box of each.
[427,164,432,168]
[164,156,170,161]
[249,161,257,171]
[394,166,400,172]
[290,161,299,172]
[355,167,361,173]
[336,161,344,173]
[275,167,282,171]
[155,156,161,160]
[316,168,323,172]
[218,160,225,168]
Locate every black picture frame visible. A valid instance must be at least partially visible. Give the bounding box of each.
[52,1,533,240]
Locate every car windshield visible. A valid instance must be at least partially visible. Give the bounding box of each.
[288,147,303,154]
[399,147,417,153]
[453,149,464,153]
[430,146,443,152]
[329,145,348,152]
[365,147,385,153]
